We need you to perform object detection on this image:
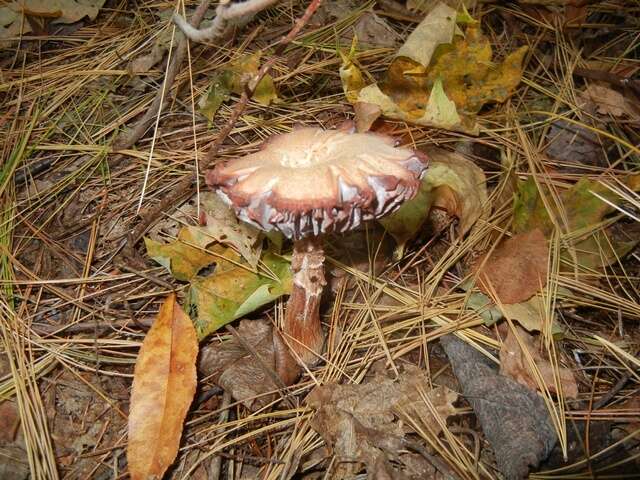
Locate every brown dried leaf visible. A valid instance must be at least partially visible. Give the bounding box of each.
[475,228,548,304]
[128,29,172,75]
[581,84,638,118]
[0,400,19,444]
[307,367,457,478]
[128,294,198,480]
[198,319,299,411]
[500,324,578,398]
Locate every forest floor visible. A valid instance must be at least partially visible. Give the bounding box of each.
[1,0,639,479]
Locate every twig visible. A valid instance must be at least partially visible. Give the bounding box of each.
[173,0,280,43]
[33,316,153,335]
[112,0,212,151]
[124,0,323,254]
[592,372,632,410]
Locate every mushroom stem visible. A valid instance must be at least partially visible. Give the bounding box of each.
[283,236,326,365]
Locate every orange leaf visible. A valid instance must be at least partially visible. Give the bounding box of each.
[474,229,548,304]
[128,294,198,480]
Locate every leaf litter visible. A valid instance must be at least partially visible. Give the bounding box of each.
[307,366,458,479]
[4,0,640,479]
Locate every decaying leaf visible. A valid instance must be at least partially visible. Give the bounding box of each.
[145,227,217,282]
[307,366,458,478]
[441,334,557,479]
[128,29,173,75]
[190,250,292,339]
[544,119,606,171]
[145,193,263,280]
[341,4,528,133]
[0,400,19,443]
[380,147,487,254]
[464,285,564,334]
[199,319,299,410]
[200,192,262,268]
[500,294,563,335]
[474,229,549,304]
[1,0,105,39]
[353,11,401,48]
[128,294,198,480]
[199,52,278,122]
[500,324,578,398]
[513,175,640,269]
[407,0,477,13]
[581,84,639,119]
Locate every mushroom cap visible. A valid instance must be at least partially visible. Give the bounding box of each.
[206,127,428,240]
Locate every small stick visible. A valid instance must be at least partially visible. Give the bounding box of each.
[592,372,632,410]
[124,0,323,253]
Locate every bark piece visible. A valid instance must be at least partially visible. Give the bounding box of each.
[440,334,556,480]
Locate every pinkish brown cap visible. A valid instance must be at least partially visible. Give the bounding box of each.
[206,127,427,240]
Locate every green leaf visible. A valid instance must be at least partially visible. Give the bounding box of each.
[198,73,231,123]
[190,251,292,340]
[465,292,502,325]
[378,173,435,258]
[513,174,640,268]
[380,148,487,254]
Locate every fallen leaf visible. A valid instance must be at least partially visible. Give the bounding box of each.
[513,175,640,269]
[407,0,477,13]
[380,147,487,254]
[544,119,606,171]
[463,283,565,334]
[128,294,198,480]
[441,334,557,479]
[199,319,299,410]
[341,5,528,133]
[145,227,217,282]
[398,3,458,66]
[353,11,400,48]
[474,229,549,304]
[0,0,105,39]
[580,84,638,119]
[307,366,458,478]
[500,324,578,398]
[0,400,19,443]
[500,295,564,335]
[200,192,262,268]
[128,29,173,75]
[465,291,503,325]
[339,42,367,104]
[198,73,232,123]
[190,250,292,339]
[199,52,278,122]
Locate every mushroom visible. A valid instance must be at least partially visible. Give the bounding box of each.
[207,127,427,365]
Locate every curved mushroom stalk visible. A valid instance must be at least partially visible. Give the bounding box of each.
[283,236,326,365]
